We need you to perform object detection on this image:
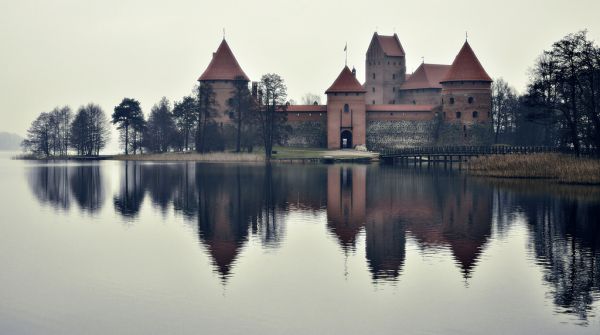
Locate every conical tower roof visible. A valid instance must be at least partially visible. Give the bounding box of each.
[441,41,492,83]
[198,39,250,81]
[325,66,366,94]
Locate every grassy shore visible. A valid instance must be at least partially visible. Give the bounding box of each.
[112,152,264,162]
[468,153,600,185]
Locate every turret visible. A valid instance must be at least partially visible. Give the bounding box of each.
[440,41,492,124]
[198,39,250,124]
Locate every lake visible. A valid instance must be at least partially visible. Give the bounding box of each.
[0,152,599,334]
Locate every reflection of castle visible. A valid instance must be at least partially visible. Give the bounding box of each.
[198,33,492,149]
[325,165,493,281]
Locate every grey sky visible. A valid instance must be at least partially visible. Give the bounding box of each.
[1,0,599,149]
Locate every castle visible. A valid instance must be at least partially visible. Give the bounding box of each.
[198,32,492,150]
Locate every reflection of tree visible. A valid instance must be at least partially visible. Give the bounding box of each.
[518,197,600,321]
[27,163,105,213]
[28,164,70,210]
[69,165,104,212]
[113,162,146,217]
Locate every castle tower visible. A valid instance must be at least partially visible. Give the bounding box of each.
[325,66,367,149]
[198,39,250,124]
[440,41,492,124]
[365,33,406,105]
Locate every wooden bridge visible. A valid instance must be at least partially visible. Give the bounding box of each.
[379,146,599,164]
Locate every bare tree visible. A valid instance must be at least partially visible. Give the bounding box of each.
[301,93,321,105]
[256,73,290,160]
[491,78,518,143]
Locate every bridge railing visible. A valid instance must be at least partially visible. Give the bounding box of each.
[379,146,598,157]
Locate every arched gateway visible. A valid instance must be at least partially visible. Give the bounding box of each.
[341,130,353,149]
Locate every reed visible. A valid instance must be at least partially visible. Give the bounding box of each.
[468,153,600,185]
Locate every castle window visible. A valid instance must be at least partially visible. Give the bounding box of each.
[412,100,416,105]
[372,100,375,104]
[345,93,348,96]
[392,100,396,104]
[390,113,393,116]
[468,97,474,104]
[450,97,455,105]
[372,87,375,92]
[372,73,376,79]
[472,111,478,118]
[456,111,462,119]
[393,74,396,79]
[344,104,350,113]
[393,87,395,92]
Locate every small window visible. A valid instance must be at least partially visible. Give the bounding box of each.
[472,111,478,118]
[390,112,393,116]
[456,111,462,119]
[344,104,350,113]
[393,87,396,92]
[393,74,396,79]
[372,100,375,104]
[449,97,455,105]
[468,97,474,104]
[372,87,375,92]
[345,93,348,96]
[372,73,376,79]
[412,100,416,105]
[392,100,396,104]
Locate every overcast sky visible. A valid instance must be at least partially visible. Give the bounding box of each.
[1,0,600,149]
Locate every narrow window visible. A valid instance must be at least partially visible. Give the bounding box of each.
[344,104,350,113]
[372,73,376,79]
[393,87,396,92]
[372,87,375,92]
[412,100,416,105]
[472,111,478,118]
[450,97,455,105]
[456,111,461,119]
[372,100,375,104]
[468,97,474,104]
[393,74,396,79]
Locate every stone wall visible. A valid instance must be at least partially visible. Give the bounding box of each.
[286,120,327,148]
[366,120,437,150]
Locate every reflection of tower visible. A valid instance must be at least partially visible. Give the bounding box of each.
[439,177,493,279]
[326,165,367,251]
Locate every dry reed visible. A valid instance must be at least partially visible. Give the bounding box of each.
[468,153,600,185]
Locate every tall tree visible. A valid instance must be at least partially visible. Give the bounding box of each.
[112,98,144,155]
[173,95,198,151]
[144,97,176,153]
[228,77,252,152]
[22,112,52,156]
[256,73,290,160]
[491,78,518,143]
[70,103,109,156]
[195,84,217,153]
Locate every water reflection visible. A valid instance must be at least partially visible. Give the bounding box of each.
[27,163,105,212]
[25,161,600,321]
[498,189,600,320]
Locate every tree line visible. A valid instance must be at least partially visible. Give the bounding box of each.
[491,31,600,154]
[22,73,290,159]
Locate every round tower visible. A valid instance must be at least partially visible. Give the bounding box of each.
[198,39,250,125]
[440,41,492,124]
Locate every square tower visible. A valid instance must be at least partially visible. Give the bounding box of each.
[365,33,406,105]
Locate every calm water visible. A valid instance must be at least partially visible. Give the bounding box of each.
[0,153,599,334]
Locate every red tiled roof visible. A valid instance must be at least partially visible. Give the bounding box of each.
[198,39,250,81]
[325,66,366,94]
[286,105,328,112]
[366,104,434,112]
[401,63,451,90]
[375,33,405,57]
[441,41,492,83]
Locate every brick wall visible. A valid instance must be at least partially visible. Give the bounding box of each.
[366,120,437,150]
[286,120,327,148]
